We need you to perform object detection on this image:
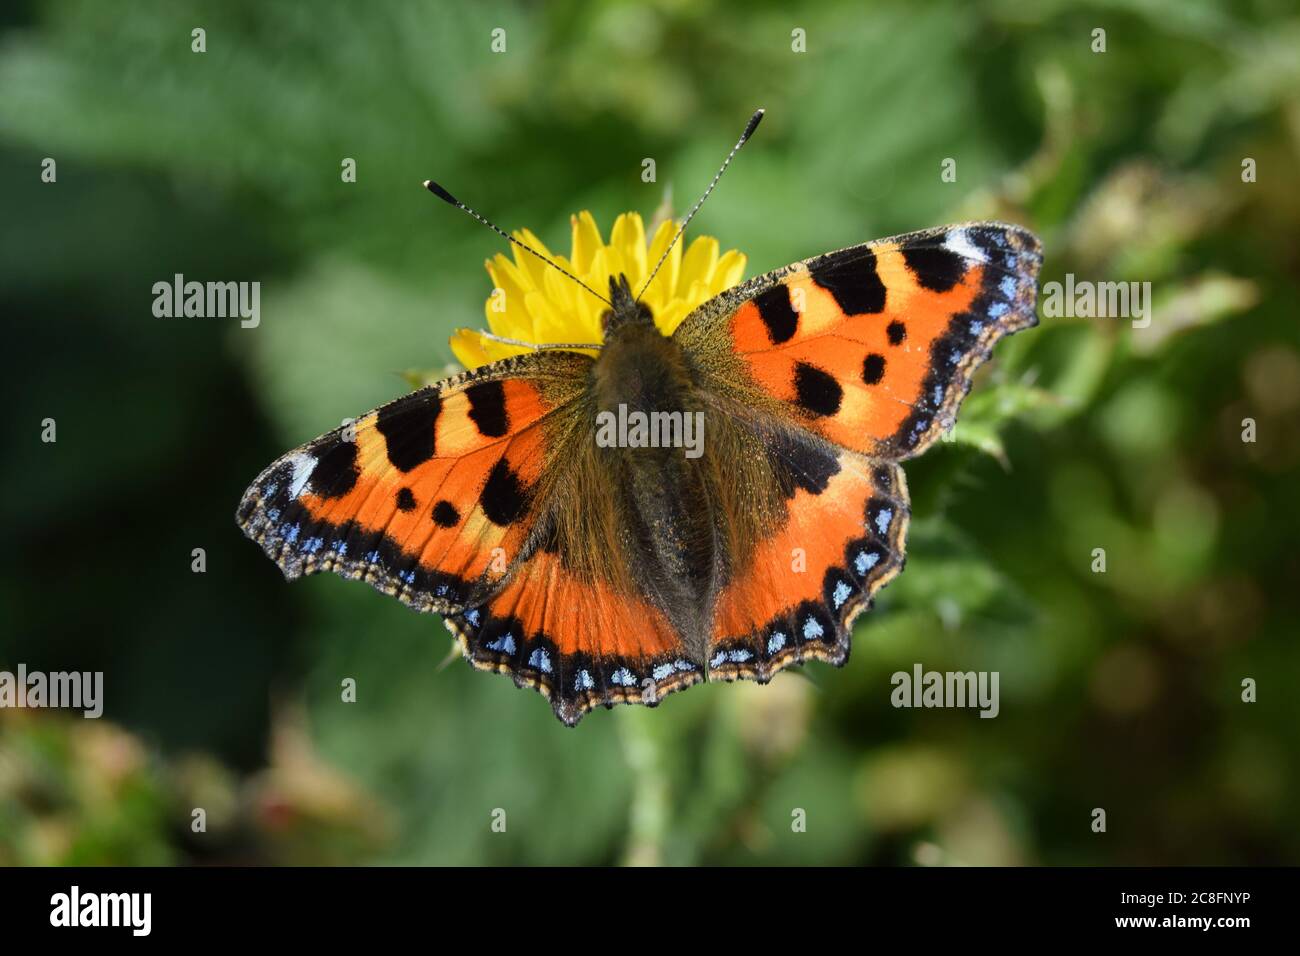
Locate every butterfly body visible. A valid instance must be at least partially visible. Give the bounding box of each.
[239,222,1042,725]
[564,279,721,662]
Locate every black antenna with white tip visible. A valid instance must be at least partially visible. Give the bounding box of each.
[422,179,612,307]
[422,108,766,316]
[636,108,765,302]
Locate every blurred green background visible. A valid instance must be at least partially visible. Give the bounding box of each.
[2,0,1298,866]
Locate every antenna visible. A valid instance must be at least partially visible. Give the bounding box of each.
[423,180,611,306]
[479,331,603,352]
[636,108,764,302]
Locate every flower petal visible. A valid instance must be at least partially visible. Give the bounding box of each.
[450,328,523,367]
[461,209,747,370]
[511,227,555,291]
[570,211,603,274]
[642,218,682,308]
[655,300,690,337]
[712,249,748,295]
[610,212,647,289]
[485,257,538,339]
[680,235,720,292]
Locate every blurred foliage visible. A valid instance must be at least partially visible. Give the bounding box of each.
[1,0,1298,866]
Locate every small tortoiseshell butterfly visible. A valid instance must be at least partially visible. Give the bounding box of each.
[237,111,1042,725]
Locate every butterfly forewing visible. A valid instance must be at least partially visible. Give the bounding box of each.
[675,222,1042,460]
[236,351,591,616]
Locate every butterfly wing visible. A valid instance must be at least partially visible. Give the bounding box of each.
[443,549,705,726]
[239,349,706,725]
[676,222,1042,459]
[237,351,593,614]
[707,411,909,681]
[706,411,909,681]
[676,222,1041,683]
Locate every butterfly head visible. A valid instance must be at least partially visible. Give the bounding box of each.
[425,110,765,356]
[601,273,655,338]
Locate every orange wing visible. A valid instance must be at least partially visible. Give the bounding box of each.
[709,431,907,684]
[675,223,1041,680]
[444,550,704,726]
[675,223,1042,460]
[239,350,703,725]
[237,352,589,615]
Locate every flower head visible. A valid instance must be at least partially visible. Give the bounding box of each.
[449,211,747,369]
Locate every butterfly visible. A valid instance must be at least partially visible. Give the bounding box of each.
[236,111,1042,726]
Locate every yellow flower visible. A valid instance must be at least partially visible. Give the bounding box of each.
[449,211,747,369]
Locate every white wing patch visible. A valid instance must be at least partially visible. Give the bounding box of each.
[285,452,316,500]
[942,229,988,265]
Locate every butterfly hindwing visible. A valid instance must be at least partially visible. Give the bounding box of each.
[675,222,1042,460]
[444,549,705,726]
[708,427,908,682]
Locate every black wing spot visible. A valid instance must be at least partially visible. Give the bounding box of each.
[395,487,417,512]
[376,391,441,472]
[431,500,460,527]
[480,459,530,526]
[308,440,359,498]
[809,251,886,315]
[767,428,842,498]
[466,380,510,438]
[862,353,886,385]
[793,362,843,417]
[754,284,799,345]
[887,321,907,345]
[902,245,966,293]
